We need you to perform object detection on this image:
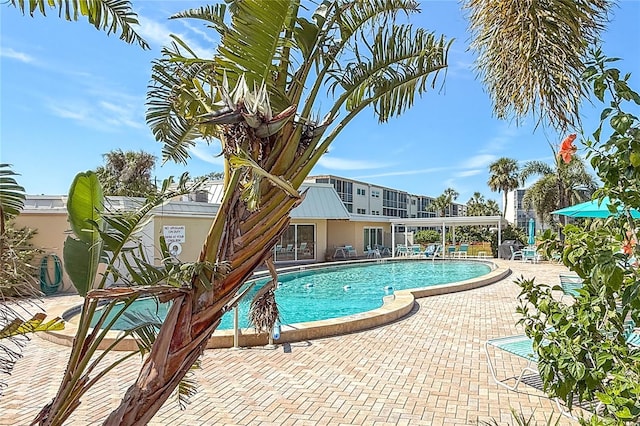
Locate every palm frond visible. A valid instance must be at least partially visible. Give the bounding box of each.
[337,0,420,42]
[0,164,25,219]
[8,0,149,49]
[0,313,64,339]
[465,0,611,130]
[214,0,291,110]
[170,4,229,36]
[249,288,280,333]
[146,45,216,164]
[328,24,450,123]
[176,359,201,410]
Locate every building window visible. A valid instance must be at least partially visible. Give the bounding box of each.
[364,227,383,251]
[371,190,380,198]
[274,224,315,262]
[356,208,366,214]
[356,188,366,196]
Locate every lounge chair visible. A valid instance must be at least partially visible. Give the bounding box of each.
[559,274,583,300]
[396,244,408,256]
[410,244,422,257]
[296,242,309,255]
[485,325,640,417]
[455,243,469,258]
[447,246,457,257]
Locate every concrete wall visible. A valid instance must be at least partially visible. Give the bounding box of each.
[326,220,392,257]
[153,215,215,263]
[13,211,74,292]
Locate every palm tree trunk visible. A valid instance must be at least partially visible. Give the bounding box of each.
[103,184,300,425]
[502,191,508,218]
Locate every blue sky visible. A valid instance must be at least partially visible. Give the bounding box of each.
[2,1,639,208]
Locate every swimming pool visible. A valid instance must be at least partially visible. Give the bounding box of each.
[89,260,491,331]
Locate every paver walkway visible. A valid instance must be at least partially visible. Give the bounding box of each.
[0,259,577,425]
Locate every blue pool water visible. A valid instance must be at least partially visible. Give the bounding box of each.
[90,260,491,331]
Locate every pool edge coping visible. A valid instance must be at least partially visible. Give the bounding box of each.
[40,259,511,351]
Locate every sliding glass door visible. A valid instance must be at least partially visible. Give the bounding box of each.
[273,224,315,262]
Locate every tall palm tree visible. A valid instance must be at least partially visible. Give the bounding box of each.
[38,1,452,424]
[443,187,459,217]
[464,0,610,130]
[487,157,520,217]
[7,0,148,49]
[520,146,596,226]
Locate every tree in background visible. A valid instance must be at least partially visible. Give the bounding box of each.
[429,194,449,217]
[414,229,440,245]
[95,150,157,197]
[196,171,225,181]
[487,157,520,217]
[520,149,596,227]
[443,187,459,216]
[466,191,501,216]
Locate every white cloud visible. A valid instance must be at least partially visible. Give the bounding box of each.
[45,93,145,131]
[189,140,225,166]
[457,169,482,177]
[355,167,447,179]
[1,47,35,63]
[137,16,214,58]
[317,156,389,170]
[459,154,497,169]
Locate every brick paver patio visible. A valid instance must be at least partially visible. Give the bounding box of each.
[0,259,578,425]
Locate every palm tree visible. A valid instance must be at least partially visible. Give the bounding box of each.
[39,1,452,424]
[467,192,493,216]
[464,0,610,130]
[443,187,459,216]
[430,194,450,217]
[520,146,596,226]
[487,157,520,218]
[95,149,157,197]
[7,0,148,49]
[485,199,501,216]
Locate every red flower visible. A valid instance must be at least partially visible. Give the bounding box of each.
[558,134,577,164]
[623,240,635,255]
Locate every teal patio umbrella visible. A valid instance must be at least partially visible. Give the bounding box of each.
[527,218,535,246]
[551,197,640,218]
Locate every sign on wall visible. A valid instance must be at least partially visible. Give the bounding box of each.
[162,225,185,243]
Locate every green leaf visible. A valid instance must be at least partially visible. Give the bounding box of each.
[63,236,99,297]
[568,361,586,380]
[67,171,104,244]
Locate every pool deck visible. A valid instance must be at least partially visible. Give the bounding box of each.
[0,259,578,425]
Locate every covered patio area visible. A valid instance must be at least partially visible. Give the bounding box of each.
[390,216,504,257]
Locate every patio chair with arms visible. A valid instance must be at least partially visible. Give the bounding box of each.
[509,245,523,261]
[559,274,583,300]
